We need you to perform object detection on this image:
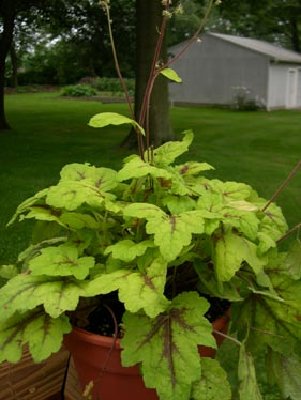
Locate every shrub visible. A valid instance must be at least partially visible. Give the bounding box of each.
[91,77,135,94]
[232,86,264,111]
[61,84,97,97]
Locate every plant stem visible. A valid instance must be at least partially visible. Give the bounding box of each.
[263,159,301,212]
[138,2,170,158]
[165,0,216,69]
[213,329,242,347]
[101,1,144,158]
[277,222,301,243]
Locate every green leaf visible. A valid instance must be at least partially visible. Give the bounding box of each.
[152,130,193,167]
[59,163,118,192]
[259,203,288,242]
[123,202,164,219]
[0,309,71,363]
[227,200,258,212]
[238,344,263,400]
[104,240,154,262]
[29,245,95,280]
[214,231,265,281]
[21,205,62,224]
[7,188,49,226]
[89,112,145,136]
[0,264,19,280]
[125,204,208,261]
[0,274,88,319]
[117,155,171,181]
[191,358,231,400]
[17,237,66,267]
[284,242,301,279]
[222,209,260,241]
[44,164,118,212]
[160,67,182,83]
[267,350,301,400]
[162,195,196,214]
[59,212,100,230]
[195,261,243,302]
[146,211,207,261]
[121,292,216,400]
[213,180,253,201]
[231,275,301,356]
[177,161,214,176]
[26,313,71,362]
[85,257,169,318]
[46,181,108,211]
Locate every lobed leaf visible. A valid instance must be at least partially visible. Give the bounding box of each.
[84,257,169,318]
[152,130,194,167]
[104,240,154,262]
[121,292,216,400]
[0,264,19,280]
[191,358,231,400]
[59,163,118,192]
[117,155,172,182]
[46,181,111,211]
[231,274,301,356]
[7,188,49,226]
[0,309,71,363]
[284,242,301,279]
[177,161,214,176]
[213,231,265,281]
[29,244,95,280]
[0,274,88,319]
[267,350,301,400]
[238,344,263,400]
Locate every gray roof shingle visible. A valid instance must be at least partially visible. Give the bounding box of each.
[209,32,301,63]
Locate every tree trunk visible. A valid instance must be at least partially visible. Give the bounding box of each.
[10,41,18,88]
[0,0,16,130]
[121,0,173,149]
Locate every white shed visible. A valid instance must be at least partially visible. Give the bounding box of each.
[169,33,301,110]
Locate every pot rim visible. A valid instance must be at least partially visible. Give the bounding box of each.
[68,310,230,349]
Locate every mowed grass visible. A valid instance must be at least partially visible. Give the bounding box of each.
[1,92,301,265]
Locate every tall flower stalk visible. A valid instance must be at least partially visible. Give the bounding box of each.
[100,0,219,159]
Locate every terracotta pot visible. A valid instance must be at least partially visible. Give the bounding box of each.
[64,313,229,400]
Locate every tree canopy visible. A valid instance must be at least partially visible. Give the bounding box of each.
[218,0,301,51]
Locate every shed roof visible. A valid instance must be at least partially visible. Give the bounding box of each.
[209,32,301,63]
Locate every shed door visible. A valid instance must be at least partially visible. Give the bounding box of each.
[286,68,298,108]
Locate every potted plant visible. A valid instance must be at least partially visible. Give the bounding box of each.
[1,1,301,400]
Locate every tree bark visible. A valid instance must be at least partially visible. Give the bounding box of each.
[0,0,16,130]
[10,41,18,88]
[121,0,173,149]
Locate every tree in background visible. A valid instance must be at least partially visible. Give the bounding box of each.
[217,0,301,52]
[0,0,136,129]
[14,0,136,85]
[121,0,174,148]
[0,0,17,129]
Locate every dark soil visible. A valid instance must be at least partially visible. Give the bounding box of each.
[83,292,230,338]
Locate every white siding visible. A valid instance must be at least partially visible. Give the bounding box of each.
[297,68,301,107]
[169,35,269,106]
[268,64,301,109]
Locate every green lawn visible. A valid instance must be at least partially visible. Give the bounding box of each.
[1,92,300,267]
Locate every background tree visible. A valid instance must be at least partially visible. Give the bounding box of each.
[133,0,173,147]
[217,0,301,51]
[1,0,136,129]
[0,0,17,129]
